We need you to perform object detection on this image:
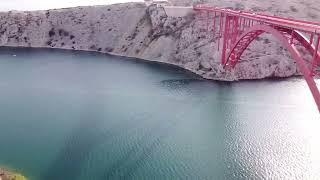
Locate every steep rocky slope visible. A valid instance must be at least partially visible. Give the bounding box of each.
[0,3,300,80]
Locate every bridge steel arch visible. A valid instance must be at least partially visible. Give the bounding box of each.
[225,24,320,111]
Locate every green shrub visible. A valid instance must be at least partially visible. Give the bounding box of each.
[11,173,27,180]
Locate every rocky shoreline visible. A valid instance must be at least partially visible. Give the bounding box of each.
[0,168,26,180]
[0,3,298,81]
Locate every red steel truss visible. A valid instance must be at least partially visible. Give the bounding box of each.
[193,5,320,112]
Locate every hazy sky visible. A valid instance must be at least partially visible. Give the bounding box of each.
[0,0,143,11]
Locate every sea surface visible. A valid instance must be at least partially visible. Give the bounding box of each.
[0,47,319,180]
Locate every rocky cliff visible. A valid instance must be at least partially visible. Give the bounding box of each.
[0,3,298,81]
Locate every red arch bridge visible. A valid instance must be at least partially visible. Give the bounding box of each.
[193,5,320,112]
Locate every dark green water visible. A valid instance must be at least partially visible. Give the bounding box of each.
[0,47,319,180]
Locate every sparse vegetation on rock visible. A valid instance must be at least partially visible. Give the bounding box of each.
[48,28,55,37]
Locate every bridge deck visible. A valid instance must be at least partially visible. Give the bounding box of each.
[193,6,320,34]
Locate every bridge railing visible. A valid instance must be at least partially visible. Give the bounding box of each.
[193,5,320,34]
[193,5,320,74]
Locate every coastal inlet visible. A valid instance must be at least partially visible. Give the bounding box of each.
[0,47,319,180]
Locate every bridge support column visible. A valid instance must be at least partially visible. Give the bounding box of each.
[311,36,320,74]
[221,15,230,65]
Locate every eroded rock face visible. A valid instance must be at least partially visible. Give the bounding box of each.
[0,3,299,81]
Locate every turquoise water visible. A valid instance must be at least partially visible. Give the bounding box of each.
[0,47,319,180]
